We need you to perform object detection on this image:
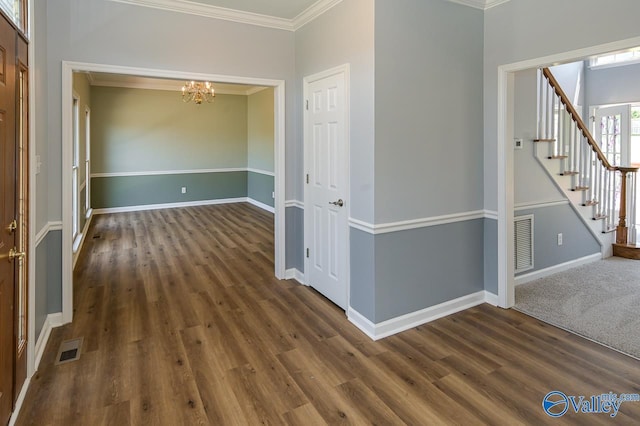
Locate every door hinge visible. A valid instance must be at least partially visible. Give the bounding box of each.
[305,100,309,110]
[306,248,309,258]
[306,174,310,184]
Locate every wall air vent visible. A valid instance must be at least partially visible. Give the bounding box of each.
[514,215,534,274]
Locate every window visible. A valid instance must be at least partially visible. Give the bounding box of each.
[590,47,640,69]
[632,107,640,166]
[0,0,26,33]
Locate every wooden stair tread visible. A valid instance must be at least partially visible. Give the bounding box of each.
[548,155,568,159]
[613,243,640,260]
[592,215,607,220]
[582,201,599,206]
[572,186,589,191]
[534,138,556,142]
[560,171,579,176]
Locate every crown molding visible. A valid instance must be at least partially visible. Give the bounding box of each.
[108,0,343,31]
[292,0,343,30]
[447,0,510,10]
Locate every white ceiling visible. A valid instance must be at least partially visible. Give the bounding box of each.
[85,72,266,96]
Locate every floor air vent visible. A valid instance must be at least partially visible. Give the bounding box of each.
[55,337,84,365]
[514,215,534,274]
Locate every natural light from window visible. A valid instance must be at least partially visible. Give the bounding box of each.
[591,47,640,69]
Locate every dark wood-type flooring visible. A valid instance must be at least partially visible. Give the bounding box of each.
[16,203,640,425]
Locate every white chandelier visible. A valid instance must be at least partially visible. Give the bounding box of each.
[181,81,215,104]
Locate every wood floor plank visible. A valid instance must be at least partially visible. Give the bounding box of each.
[16,203,640,425]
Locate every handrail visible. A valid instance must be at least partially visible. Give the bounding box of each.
[542,68,618,172]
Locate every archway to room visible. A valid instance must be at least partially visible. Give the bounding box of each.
[60,62,286,324]
[497,37,640,359]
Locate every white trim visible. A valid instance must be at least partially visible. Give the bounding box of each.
[514,199,569,212]
[484,291,499,307]
[73,212,94,270]
[285,200,304,209]
[247,167,275,177]
[246,198,275,214]
[348,210,487,235]
[484,210,499,220]
[93,197,247,215]
[8,377,30,426]
[11,311,67,426]
[62,61,287,326]
[347,291,488,341]
[496,35,640,311]
[292,0,342,30]
[90,167,247,178]
[35,221,64,247]
[33,313,64,372]
[446,0,510,10]
[107,0,343,32]
[514,253,602,286]
[284,268,306,285]
[109,0,292,30]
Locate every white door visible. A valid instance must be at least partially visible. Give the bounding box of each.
[304,67,349,310]
[594,105,631,166]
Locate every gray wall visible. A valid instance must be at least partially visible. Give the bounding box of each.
[585,62,640,107]
[373,220,485,323]
[375,0,484,222]
[285,207,304,272]
[92,172,247,208]
[35,231,62,343]
[295,0,375,222]
[515,205,600,275]
[514,68,565,205]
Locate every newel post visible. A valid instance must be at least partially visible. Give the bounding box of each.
[616,168,631,245]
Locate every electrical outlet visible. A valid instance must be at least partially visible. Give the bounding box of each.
[181,187,187,194]
[557,233,563,246]
[272,191,275,199]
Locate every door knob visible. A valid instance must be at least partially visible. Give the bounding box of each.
[329,199,344,207]
[1,247,26,262]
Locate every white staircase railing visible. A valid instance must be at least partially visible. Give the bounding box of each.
[537,68,638,247]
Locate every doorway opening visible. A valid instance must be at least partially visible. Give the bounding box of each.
[61,62,286,324]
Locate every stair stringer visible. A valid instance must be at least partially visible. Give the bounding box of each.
[534,143,613,258]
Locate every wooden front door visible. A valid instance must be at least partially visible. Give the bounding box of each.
[0,9,28,425]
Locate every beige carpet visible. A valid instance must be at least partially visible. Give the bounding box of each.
[515,257,640,359]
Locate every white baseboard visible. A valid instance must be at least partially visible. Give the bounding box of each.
[347,290,488,340]
[514,253,602,286]
[11,313,65,425]
[34,312,64,371]
[484,291,499,306]
[246,198,275,214]
[73,212,94,270]
[93,197,249,215]
[8,376,30,426]
[284,268,305,285]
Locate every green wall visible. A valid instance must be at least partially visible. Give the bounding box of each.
[248,88,274,173]
[90,85,274,210]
